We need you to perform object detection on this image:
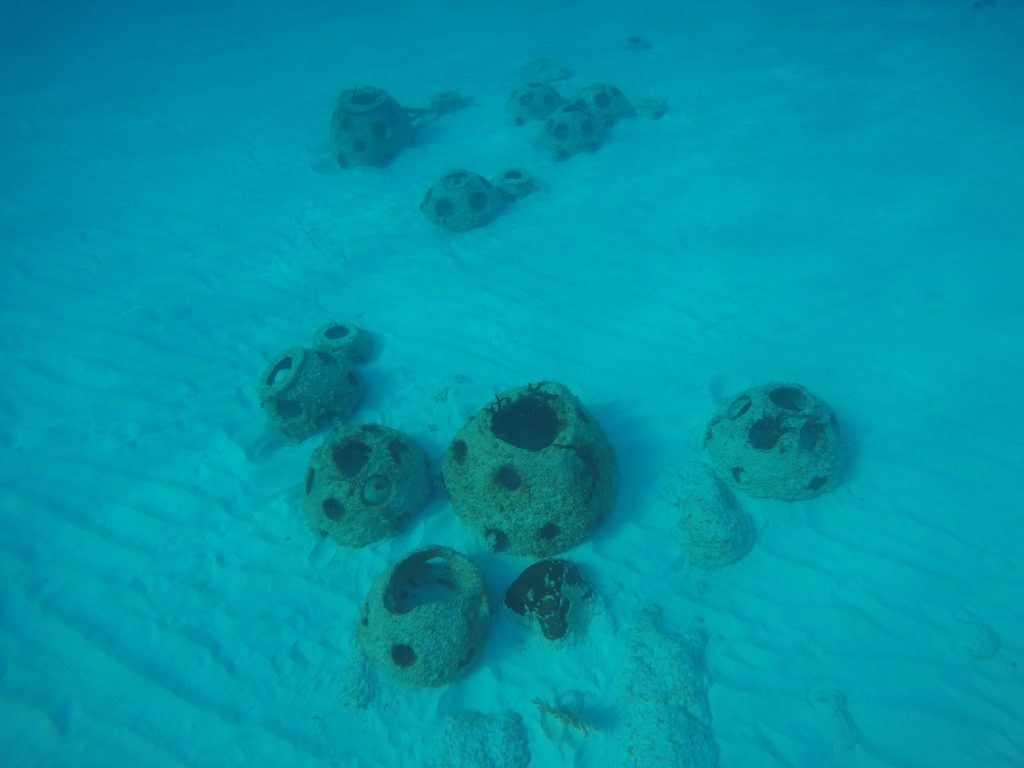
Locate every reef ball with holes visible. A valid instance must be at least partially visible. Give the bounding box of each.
[311,321,373,365]
[258,346,362,442]
[539,103,608,161]
[420,169,506,231]
[303,424,433,547]
[507,82,563,125]
[572,83,632,128]
[356,546,490,687]
[441,381,617,557]
[704,382,845,501]
[329,86,414,169]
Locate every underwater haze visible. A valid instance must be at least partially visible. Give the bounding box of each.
[2,0,1023,766]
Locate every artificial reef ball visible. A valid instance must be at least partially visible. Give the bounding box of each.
[329,86,414,169]
[356,546,490,688]
[704,382,845,501]
[539,103,607,161]
[507,82,563,126]
[420,169,506,231]
[303,424,433,547]
[258,346,362,442]
[441,381,617,557]
[311,321,373,365]
[571,83,632,128]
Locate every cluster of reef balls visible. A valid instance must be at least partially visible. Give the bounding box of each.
[257,320,847,688]
[510,78,665,162]
[253,50,848,693]
[327,56,668,232]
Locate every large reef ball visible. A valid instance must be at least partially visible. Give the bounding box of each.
[441,381,617,557]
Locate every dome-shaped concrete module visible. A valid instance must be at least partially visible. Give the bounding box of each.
[441,381,617,557]
[329,86,414,169]
[258,346,362,441]
[507,82,563,126]
[572,83,632,129]
[492,168,542,201]
[357,546,490,687]
[303,424,433,547]
[539,103,607,161]
[704,383,845,501]
[420,170,506,231]
[311,322,373,365]
[504,559,594,641]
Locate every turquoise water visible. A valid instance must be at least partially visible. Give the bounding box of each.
[2,1,1022,766]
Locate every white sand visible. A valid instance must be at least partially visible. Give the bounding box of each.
[2,0,1022,765]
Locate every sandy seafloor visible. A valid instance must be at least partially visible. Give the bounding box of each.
[2,0,1023,766]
